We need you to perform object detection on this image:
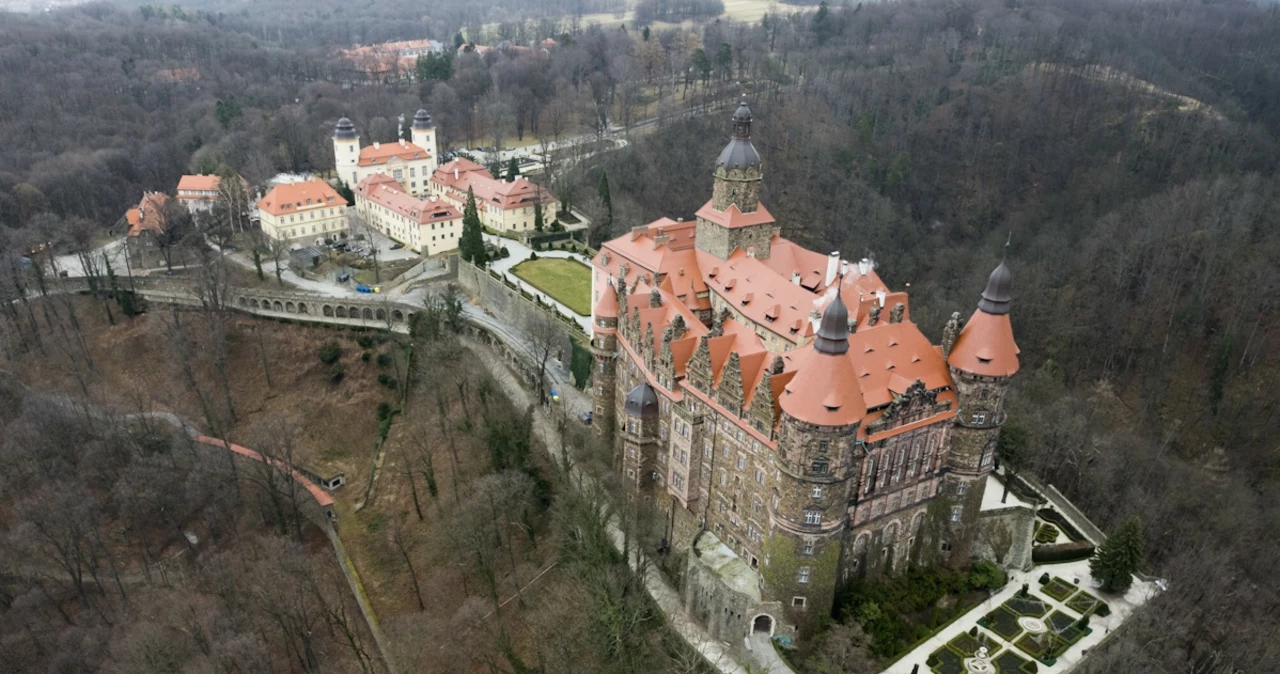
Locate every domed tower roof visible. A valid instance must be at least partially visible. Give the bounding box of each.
[977,260,1012,315]
[948,256,1020,377]
[624,383,659,417]
[412,109,434,130]
[716,99,761,170]
[813,286,850,356]
[333,117,358,141]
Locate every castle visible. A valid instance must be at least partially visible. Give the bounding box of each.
[589,102,1020,640]
[333,109,439,197]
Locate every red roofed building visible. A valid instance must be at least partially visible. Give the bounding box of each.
[333,110,438,197]
[354,174,463,256]
[590,102,1022,640]
[125,192,170,237]
[256,179,348,243]
[428,158,559,234]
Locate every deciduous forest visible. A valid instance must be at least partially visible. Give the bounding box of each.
[1,0,1278,671]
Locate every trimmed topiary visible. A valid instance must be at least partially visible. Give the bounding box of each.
[1039,572,1051,584]
[1095,602,1111,617]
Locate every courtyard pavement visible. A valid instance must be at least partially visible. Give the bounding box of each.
[882,559,1159,674]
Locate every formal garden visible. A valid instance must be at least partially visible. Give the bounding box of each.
[511,256,593,316]
[923,573,1111,674]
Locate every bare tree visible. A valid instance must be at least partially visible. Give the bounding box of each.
[525,311,561,406]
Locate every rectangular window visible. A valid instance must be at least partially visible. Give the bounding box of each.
[720,471,728,486]
[951,506,962,522]
[811,485,823,499]
[737,455,746,471]
[802,539,815,555]
[792,597,807,608]
[755,469,765,484]
[957,483,968,496]
[804,511,821,525]
[972,412,987,425]
[797,567,811,584]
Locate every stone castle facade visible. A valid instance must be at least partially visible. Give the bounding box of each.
[589,102,1022,640]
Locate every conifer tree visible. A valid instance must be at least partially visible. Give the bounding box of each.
[506,157,520,180]
[598,170,613,228]
[1090,516,1144,593]
[459,187,487,264]
[533,191,545,232]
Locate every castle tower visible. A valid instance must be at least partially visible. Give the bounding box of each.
[410,109,439,172]
[620,382,661,498]
[333,118,360,188]
[695,101,778,261]
[943,254,1020,563]
[591,281,621,439]
[765,289,865,630]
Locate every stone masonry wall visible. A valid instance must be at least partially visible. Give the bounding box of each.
[456,257,576,373]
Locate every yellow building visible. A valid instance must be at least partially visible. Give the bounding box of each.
[333,110,438,197]
[354,174,463,256]
[257,179,348,243]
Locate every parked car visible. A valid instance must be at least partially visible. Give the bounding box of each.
[578,411,593,425]
[355,285,381,294]
[390,242,405,250]
[336,272,351,283]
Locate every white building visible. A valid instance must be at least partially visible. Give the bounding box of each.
[257,179,349,243]
[354,174,463,256]
[175,175,222,213]
[333,109,438,197]
[428,158,559,235]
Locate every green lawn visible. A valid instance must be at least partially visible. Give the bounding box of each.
[512,257,593,316]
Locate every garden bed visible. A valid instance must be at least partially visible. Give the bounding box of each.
[1064,590,1103,616]
[993,649,1038,673]
[928,646,965,674]
[947,630,998,656]
[1041,576,1078,602]
[979,606,1024,641]
[1005,595,1050,617]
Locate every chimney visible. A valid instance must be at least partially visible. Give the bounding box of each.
[875,290,887,307]
[825,251,840,286]
[400,139,406,147]
[840,260,849,276]
[454,168,459,180]
[858,258,871,276]
[747,246,756,258]
[373,142,380,149]
[791,271,802,285]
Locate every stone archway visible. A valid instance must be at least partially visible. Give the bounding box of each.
[375,308,385,321]
[286,302,296,313]
[237,297,247,307]
[348,306,360,318]
[250,299,260,309]
[335,307,347,318]
[323,305,333,317]
[392,309,404,322]
[751,614,774,636]
[273,301,283,312]
[361,308,373,320]
[298,303,308,314]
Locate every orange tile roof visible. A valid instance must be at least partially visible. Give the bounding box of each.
[695,199,776,230]
[176,174,221,193]
[358,140,431,167]
[257,179,346,217]
[595,282,619,318]
[355,174,460,225]
[126,192,169,237]
[430,159,556,212]
[701,249,821,345]
[948,311,1020,377]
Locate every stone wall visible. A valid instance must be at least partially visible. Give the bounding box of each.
[975,505,1036,571]
[455,256,577,374]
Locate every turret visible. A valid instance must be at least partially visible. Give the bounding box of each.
[410,109,439,171]
[941,254,1020,563]
[333,118,360,188]
[767,288,863,630]
[592,282,621,438]
[621,383,661,496]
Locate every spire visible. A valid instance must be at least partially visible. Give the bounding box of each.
[731,99,752,139]
[716,99,761,170]
[977,246,1013,315]
[813,282,850,355]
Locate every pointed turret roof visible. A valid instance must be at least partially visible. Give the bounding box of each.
[948,256,1020,377]
[333,117,358,140]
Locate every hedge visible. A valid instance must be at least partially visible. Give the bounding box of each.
[1032,540,1096,564]
[1037,508,1087,543]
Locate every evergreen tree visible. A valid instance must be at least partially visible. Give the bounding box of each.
[459,187,487,265]
[335,179,354,203]
[598,170,613,228]
[506,157,521,180]
[1090,516,1144,593]
[533,192,545,232]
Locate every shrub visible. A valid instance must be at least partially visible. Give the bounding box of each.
[361,352,371,362]
[1039,572,1051,584]
[926,654,940,667]
[1077,615,1090,629]
[318,342,342,364]
[377,374,396,389]
[329,363,345,383]
[969,626,979,637]
[530,250,539,259]
[1027,662,1038,673]
[968,560,1006,590]
[1032,540,1096,564]
[1094,602,1111,617]
[376,353,392,367]
[375,401,392,421]
[356,334,375,349]
[1020,583,1030,597]
[378,416,392,441]
[500,246,510,258]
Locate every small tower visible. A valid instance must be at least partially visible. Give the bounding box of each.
[333,118,360,188]
[696,100,777,261]
[943,253,1020,562]
[410,109,439,172]
[767,288,865,630]
[591,282,621,439]
[620,382,661,498]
